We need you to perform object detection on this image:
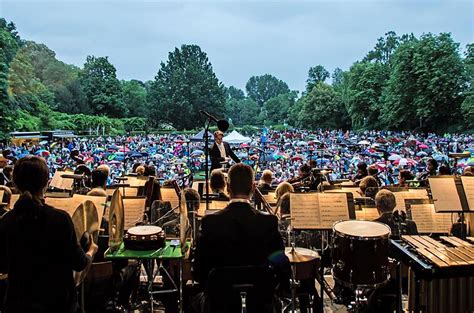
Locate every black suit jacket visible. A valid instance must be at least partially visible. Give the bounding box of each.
[374,212,418,238]
[209,142,240,171]
[193,201,289,289]
[0,198,90,313]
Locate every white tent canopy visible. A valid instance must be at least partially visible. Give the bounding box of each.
[223,130,251,144]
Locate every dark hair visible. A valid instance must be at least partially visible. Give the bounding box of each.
[300,164,311,174]
[427,158,438,169]
[368,166,378,176]
[359,176,378,198]
[184,188,200,212]
[144,165,156,177]
[227,163,254,196]
[438,165,451,175]
[210,169,226,192]
[13,156,49,195]
[91,169,108,188]
[399,169,414,181]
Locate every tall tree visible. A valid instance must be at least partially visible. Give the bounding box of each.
[226,85,245,100]
[245,74,290,106]
[264,92,297,125]
[306,65,329,93]
[461,43,474,129]
[364,31,401,64]
[297,83,350,130]
[346,61,387,129]
[225,98,260,126]
[79,56,126,117]
[148,45,226,129]
[122,79,148,117]
[381,33,466,131]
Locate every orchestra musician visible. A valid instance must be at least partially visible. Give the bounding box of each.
[193,163,289,312]
[87,168,108,197]
[209,169,229,201]
[257,170,275,194]
[0,156,98,313]
[417,158,438,184]
[209,130,240,172]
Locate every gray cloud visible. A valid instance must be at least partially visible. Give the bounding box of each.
[1,0,472,92]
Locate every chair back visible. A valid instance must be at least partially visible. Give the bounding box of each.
[206,265,278,313]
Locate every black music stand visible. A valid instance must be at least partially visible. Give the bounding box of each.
[428,176,472,239]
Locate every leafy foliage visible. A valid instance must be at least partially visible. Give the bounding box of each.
[245,74,290,106]
[148,44,226,130]
[306,65,330,93]
[80,56,125,117]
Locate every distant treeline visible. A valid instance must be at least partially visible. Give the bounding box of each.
[0,18,472,139]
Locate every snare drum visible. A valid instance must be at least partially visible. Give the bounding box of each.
[331,220,390,288]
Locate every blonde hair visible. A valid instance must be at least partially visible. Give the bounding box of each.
[135,165,145,176]
[97,164,110,177]
[275,182,294,200]
[260,170,273,184]
[375,189,396,213]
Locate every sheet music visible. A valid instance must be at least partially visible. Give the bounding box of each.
[263,192,277,205]
[125,176,148,187]
[161,188,179,208]
[290,193,321,229]
[49,170,74,190]
[46,195,105,222]
[10,194,19,207]
[123,198,146,229]
[409,203,452,233]
[429,177,463,212]
[461,176,474,211]
[318,193,349,228]
[394,191,428,212]
[356,207,380,220]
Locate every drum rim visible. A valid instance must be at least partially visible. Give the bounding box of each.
[127,225,163,235]
[332,220,391,240]
[331,268,391,289]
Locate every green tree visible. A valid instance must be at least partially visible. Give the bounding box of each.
[226,85,245,100]
[55,78,89,114]
[381,33,466,131]
[263,92,297,125]
[461,43,474,129]
[306,65,329,93]
[364,31,401,64]
[122,79,148,117]
[345,61,387,129]
[148,44,226,129]
[331,68,344,88]
[225,98,260,126]
[80,56,126,117]
[245,74,290,106]
[297,83,350,130]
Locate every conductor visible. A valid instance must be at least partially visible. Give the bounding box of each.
[209,130,240,171]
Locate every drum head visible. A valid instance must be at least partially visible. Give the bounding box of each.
[334,220,390,238]
[128,225,163,236]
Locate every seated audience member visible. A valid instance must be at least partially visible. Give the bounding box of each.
[87,169,108,197]
[258,170,275,193]
[0,156,98,312]
[210,169,229,201]
[193,163,289,312]
[0,186,12,216]
[275,182,294,216]
[374,189,418,237]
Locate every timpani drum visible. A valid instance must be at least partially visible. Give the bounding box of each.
[331,220,390,288]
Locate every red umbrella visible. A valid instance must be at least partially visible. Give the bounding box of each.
[291,155,304,161]
[240,143,250,148]
[418,144,429,149]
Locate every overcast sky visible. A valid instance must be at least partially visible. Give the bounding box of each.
[1,0,473,92]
